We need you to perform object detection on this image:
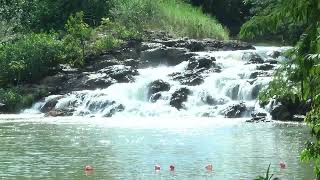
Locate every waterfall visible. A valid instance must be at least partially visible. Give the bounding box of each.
[26,46,291,118]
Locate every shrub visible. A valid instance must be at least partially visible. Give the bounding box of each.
[0,88,34,113]
[0,33,64,84]
[63,11,93,67]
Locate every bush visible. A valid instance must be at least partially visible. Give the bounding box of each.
[63,11,93,67]
[0,33,64,84]
[0,88,34,113]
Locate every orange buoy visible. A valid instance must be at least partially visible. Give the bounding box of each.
[205,164,213,171]
[170,165,175,171]
[155,164,160,171]
[84,165,94,172]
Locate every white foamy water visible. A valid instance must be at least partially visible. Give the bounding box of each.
[25,46,291,118]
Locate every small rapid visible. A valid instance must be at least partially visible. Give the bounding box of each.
[26,46,290,118]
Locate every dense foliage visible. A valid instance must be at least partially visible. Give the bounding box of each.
[189,0,251,35]
[240,0,320,177]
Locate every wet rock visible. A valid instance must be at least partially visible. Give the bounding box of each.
[141,47,194,66]
[270,102,292,120]
[187,56,216,70]
[267,51,281,59]
[267,96,311,121]
[223,103,247,118]
[170,88,191,110]
[85,75,116,89]
[0,103,6,113]
[265,58,278,64]
[99,65,139,83]
[246,112,269,123]
[292,115,305,122]
[257,64,275,71]
[123,59,141,68]
[148,80,170,98]
[204,95,218,105]
[40,95,64,113]
[170,71,204,86]
[249,71,273,79]
[150,93,162,103]
[46,109,73,117]
[104,104,125,117]
[243,53,264,64]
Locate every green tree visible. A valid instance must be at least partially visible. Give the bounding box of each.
[240,0,320,177]
[64,12,93,66]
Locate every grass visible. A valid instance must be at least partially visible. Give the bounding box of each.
[155,0,229,40]
[111,0,229,40]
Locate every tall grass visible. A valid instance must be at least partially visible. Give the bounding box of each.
[110,0,229,40]
[156,0,229,40]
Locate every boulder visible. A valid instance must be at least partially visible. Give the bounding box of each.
[104,104,125,117]
[40,95,64,113]
[150,93,162,103]
[257,64,275,71]
[243,52,264,64]
[187,56,216,70]
[148,80,170,98]
[170,71,204,86]
[170,88,191,110]
[267,51,281,59]
[265,58,278,64]
[141,47,194,66]
[223,103,247,118]
[99,65,139,83]
[292,115,305,122]
[270,102,292,120]
[202,95,217,105]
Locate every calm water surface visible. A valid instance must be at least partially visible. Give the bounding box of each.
[0,116,314,179]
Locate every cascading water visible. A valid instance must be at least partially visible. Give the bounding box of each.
[26,46,290,118]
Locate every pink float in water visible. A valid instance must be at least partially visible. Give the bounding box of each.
[279,161,286,169]
[155,164,160,171]
[205,164,213,171]
[170,165,175,171]
[84,165,94,172]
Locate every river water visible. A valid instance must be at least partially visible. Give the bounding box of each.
[0,46,315,179]
[0,116,314,179]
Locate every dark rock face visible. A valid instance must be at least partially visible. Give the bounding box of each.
[153,38,255,52]
[170,88,191,110]
[268,97,312,121]
[256,64,275,71]
[99,65,139,83]
[169,55,219,86]
[223,103,247,118]
[270,102,292,120]
[150,93,162,103]
[246,112,269,123]
[40,95,64,113]
[148,80,170,98]
[0,103,6,113]
[265,58,278,64]
[141,47,194,66]
[104,104,125,117]
[243,52,264,64]
[267,51,281,59]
